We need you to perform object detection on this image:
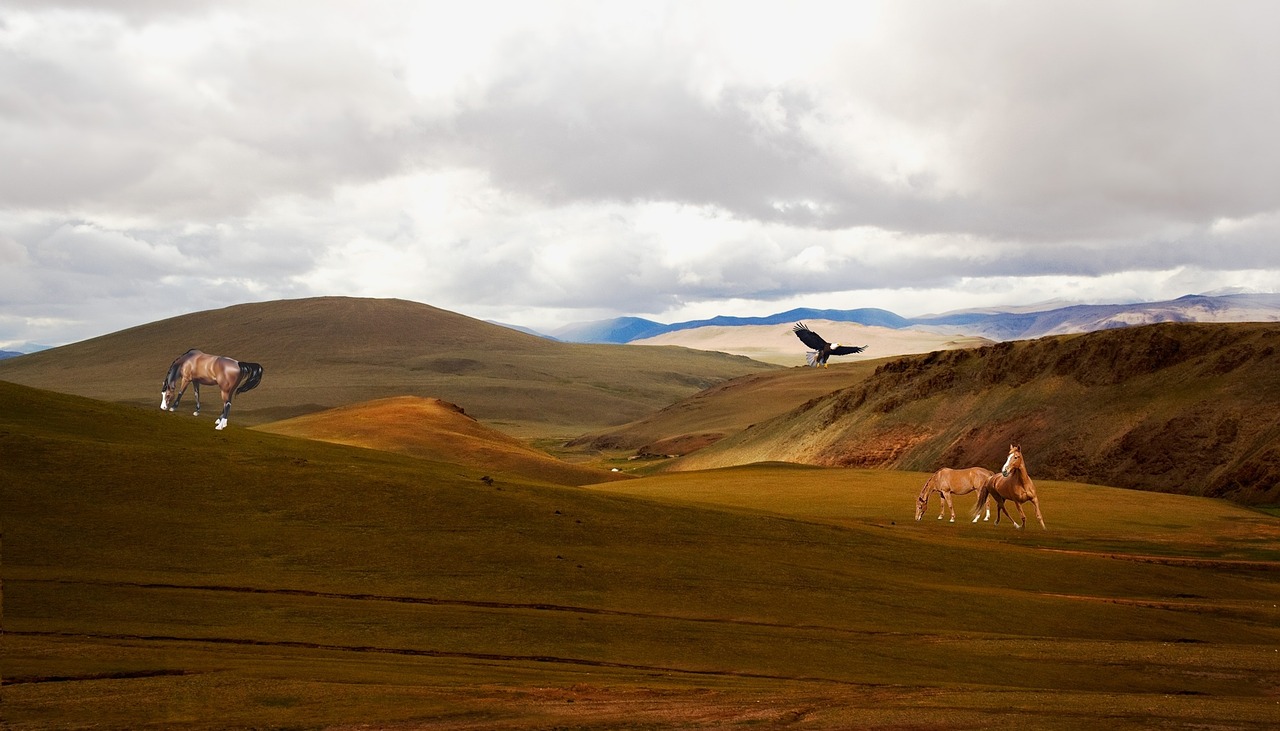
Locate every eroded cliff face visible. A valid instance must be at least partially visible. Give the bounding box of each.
[687,323,1280,504]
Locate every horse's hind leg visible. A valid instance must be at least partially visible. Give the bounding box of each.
[216,399,231,429]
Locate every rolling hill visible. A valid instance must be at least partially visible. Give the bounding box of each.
[569,359,881,457]
[670,322,1280,504]
[4,380,1279,729]
[631,319,994,366]
[0,296,777,436]
[255,396,624,487]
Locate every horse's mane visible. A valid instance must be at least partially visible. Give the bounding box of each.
[163,349,200,390]
[917,473,937,500]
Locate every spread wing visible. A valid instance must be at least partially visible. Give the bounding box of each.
[830,344,867,356]
[792,322,829,350]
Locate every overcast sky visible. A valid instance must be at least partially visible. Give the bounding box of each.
[3,1,1279,348]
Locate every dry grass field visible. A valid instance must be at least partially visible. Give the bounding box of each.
[4,381,1279,729]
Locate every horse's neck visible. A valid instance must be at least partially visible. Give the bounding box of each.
[918,477,935,499]
[1011,463,1033,493]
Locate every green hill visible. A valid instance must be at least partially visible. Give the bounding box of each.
[4,382,1279,729]
[671,322,1280,504]
[0,296,778,436]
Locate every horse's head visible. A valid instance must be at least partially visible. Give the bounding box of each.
[914,493,928,521]
[1001,444,1023,477]
[160,360,183,411]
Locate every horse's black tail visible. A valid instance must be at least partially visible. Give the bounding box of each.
[235,362,264,394]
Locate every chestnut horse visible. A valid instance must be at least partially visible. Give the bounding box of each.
[972,445,1045,529]
[914,467,994,522]
[161,349,263,430]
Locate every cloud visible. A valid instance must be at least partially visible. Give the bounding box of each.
[1,1,1279,347]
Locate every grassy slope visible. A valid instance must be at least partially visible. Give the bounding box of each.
[4,382,1279,729]
[0,296,778,436]
[255,395,625,487]
[673,322,1280,504]
[568,360,879,454]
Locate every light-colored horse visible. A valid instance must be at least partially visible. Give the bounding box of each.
[161,349,263,430]
[915,467,994,522]
[973,444,1045,529]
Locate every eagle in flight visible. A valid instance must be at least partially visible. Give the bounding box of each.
[792,322,867,367]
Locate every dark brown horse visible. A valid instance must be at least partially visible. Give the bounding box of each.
[915,467,994,522]
[972,444,1045,529]
[161,349,263,430]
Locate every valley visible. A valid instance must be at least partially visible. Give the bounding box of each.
[3,298,1280,728]
[3,380,1279,729]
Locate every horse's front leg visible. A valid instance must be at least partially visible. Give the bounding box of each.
[191,382,201,416]
[169,381,189,412]
[1031,497,1046,529]
[1011,501,1027,530]
[939,492,951,521]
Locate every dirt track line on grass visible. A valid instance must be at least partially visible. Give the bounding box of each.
[1037,592,1280,618]
[15,577,904,638]
[1034,548,1280,571]
[8,629,885,689]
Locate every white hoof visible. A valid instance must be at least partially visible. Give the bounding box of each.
[214,419,227,430]
[937,515,943,520]
[948,517,955,523]
[192,410,200,416]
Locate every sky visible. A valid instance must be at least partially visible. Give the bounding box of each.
[3,0,1280,348]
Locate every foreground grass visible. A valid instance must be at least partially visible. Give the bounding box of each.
[4,382,1279,729]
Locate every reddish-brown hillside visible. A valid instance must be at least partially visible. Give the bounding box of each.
[256,396,622,487]
[672,322,1280,504]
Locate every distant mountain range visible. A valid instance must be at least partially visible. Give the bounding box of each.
[550,293,1280,344]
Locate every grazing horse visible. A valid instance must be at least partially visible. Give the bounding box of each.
[915,467,994,522]
[972,444,1045,529]
[161,349,263,430]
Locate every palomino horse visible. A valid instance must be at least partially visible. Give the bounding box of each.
[972,444,1045,529]
[161,349,263,430]
[915,467,994,522]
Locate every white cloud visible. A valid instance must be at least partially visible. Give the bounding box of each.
[2,0,1279,347]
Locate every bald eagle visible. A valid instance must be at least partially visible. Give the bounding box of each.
[793,322,867,367]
